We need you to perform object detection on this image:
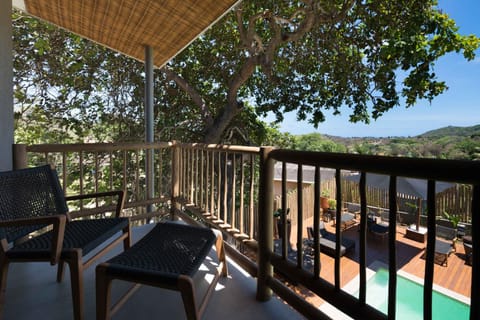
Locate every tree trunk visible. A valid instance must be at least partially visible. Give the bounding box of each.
[202,101,243,143]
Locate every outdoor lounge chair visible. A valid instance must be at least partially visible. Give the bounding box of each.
[307,222,355,257]
[332,212,357,231]
[434,225,457,267]
[367,215,389,239]
[96,222,227,320]
[0,165,131,320]
[345,203,361,218]
[421,224,457,267]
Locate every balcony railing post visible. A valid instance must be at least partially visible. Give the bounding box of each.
[144,45,154,213]
[0,0,14,172]
[471,185,479,319]
[171,141,181,221]
[257,146,274,301]
[12,144,27,169]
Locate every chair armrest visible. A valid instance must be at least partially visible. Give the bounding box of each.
[66,190,125,217]
[0,215,66,265]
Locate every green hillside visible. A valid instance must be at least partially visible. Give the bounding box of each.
[419,125,480,138]
[293,124,480,160]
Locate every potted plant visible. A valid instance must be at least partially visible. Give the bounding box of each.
[327,199,336,216]
[326,199,337,220]
[320,190,330,211]
[442,211,460,228]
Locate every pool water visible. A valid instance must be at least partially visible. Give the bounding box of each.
[358,268,470,320]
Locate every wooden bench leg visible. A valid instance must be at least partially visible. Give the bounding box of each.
[178,275,199,320]
[67,250,84,320]
[213,230,228,277]
[96,263,113,320]
[57,261,65,282]
[123,224,132,250]
[0,259,9,317]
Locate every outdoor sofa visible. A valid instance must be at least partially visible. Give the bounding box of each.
[307,222,355,257]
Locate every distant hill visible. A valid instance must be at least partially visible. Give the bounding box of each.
[418,125,480,138]
[306,124,480,160]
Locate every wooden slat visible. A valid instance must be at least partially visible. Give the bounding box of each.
[239,153,245,234]
[249,154,255,238]
[281,161,287,259]
[313,166,321,279]
[387,176,397,319]
[296,164,303,268]
[424,180,436,320]
[334,168,341,289]
[359,172,367,305]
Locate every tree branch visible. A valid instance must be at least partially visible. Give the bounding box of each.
[163,68,213,126]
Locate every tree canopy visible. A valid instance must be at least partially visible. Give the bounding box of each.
[13,1,480,145]
[294,133,346,152]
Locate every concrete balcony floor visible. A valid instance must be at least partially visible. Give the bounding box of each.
[3,223,304,320]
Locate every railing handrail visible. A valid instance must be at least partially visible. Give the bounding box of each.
[175,142,261,154]
[24,141,172,153]
[270,149,480,184]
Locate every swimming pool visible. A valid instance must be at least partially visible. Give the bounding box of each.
[357,268,470,320]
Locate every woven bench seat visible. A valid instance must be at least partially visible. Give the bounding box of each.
[96,222,228,320]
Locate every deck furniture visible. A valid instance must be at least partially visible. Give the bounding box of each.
[434,239,455,267]
[421,225,457,267]
[463,235,473,266]
[369,223,389,239]
[367,214,389,239]
[345,203,361,218]
[332,212,357,231]
[0,165,130,320]
[96,222,228,320]
[307,223,355,257]
[406,226,428,243]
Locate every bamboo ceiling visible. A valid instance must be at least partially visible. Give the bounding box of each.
[16,0,240,68]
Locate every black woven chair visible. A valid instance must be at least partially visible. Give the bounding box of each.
[96,222,228,320]
[0,165,131,320]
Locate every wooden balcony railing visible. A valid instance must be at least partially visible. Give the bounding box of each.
[172,143,260,238]
[257,149,479,320]
[13,142,173,222]
[12,142,480,320]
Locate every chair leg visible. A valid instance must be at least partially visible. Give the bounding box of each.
[178,275,199,320]
[57,261,65,283]
[0,259,9,316]
[67,250,84,320]
[96,264,112,320]
[213,230,228,276]
[123,224,132,250]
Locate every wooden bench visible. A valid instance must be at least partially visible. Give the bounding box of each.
[96,222,227,320]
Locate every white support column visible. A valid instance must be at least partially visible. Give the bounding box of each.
[0,1,14,171]
[145,45,154,212]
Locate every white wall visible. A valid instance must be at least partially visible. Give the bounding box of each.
[0,1,14,171]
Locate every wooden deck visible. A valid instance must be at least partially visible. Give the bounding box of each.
[288,222,471,308]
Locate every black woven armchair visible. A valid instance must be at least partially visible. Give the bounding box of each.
[0,165,131,320]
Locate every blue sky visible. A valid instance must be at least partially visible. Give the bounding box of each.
[262,0,480,137]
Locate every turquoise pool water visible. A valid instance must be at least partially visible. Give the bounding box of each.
[357,268,469,320]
